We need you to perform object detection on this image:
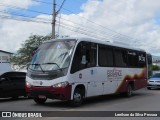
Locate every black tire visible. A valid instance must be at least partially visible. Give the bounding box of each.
[125,84,133,97]
[25,95,32,99]
[12,96,19,99]
[147,87,151,90]
[71,88,84,107]
[33,97,47,104]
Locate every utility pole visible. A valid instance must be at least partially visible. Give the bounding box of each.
[52,0,66,39]
[52,0,56,39]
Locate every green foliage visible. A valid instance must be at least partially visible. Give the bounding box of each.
[152,64,160,71]
[11,34,52,67]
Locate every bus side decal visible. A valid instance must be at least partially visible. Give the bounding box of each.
[116,67,147,93]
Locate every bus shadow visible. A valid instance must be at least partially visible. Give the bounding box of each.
[82,92,148,106]
[34,100,71,109]
[37,91,150,109]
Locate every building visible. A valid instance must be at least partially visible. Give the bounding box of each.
[152,55,160,66]
[0,50,13,75]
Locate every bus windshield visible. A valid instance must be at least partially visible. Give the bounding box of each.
[29,40,76,72]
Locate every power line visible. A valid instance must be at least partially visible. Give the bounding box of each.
[0,12,139,45]
[56,15,133,41]
[56,4,139,42]
[0,14,143,48]
[56,17,141,46]
[0,14,110,40]
[32,0,52,5]
[0,10,112,40]
[1,8,126,41]
[1,10,107,40]
[56,21,112,40]
[0,11,105,41]
[57,24,144,47]
[58,20,112,40]
[0,14,51,24]
[56,0,66,14]
[57,23,110,40]
[0,1,137,42]
[31,0,135,41]
[0,10,52,22]
[0,3,51,15]
[0,1,141,44]
[0,2,130,29]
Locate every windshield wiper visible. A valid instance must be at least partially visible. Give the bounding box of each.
[28,63,44,73]
[41,62,62,71]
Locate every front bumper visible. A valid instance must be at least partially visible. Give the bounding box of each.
[26,85,71,100]
[147,84,160,88]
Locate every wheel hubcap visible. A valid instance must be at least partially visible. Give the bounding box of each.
[74,93,81,102]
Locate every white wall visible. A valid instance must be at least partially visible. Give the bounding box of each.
[0,63,12,75]
[0,51,12,75]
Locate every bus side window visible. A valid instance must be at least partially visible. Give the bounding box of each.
[87,43,97,67]
[71,42,87,73]
[138,52,146,68]
[98,45,114,67]
[71,43,81,73]
[127,51,138,67]
[70,42,97,74]
[114,49,127,67]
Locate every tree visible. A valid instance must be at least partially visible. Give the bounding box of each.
[11,34,52,67]
[152,64,160,71]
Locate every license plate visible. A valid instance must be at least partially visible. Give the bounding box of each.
[38,95,46,99]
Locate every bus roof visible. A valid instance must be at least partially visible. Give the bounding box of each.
[44,37,146,52]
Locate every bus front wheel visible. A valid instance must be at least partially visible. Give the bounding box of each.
[71,88,83,107]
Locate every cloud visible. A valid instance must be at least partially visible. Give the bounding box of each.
[0,0,37,9]
[59,0,160,55]
[0,15,51,52]
[0,0,50,52]
[0,0,160,56]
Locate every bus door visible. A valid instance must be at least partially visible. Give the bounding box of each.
[86,42,103,97]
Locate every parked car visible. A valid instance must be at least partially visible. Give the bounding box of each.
[0,72,26,98]
[147,73,160,90]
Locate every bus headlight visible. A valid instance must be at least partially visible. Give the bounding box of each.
[26,81,32,88]
[52,81,69,88]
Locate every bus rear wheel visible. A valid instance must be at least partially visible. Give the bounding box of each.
[33,97,47,104]
[71,88,83,107]
[125,84,133,97]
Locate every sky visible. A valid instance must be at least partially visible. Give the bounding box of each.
[0,0,160,56]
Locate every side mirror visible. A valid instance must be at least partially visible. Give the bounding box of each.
[81,55,88,65]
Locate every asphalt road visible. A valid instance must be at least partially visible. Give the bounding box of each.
[0,88,160,120]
